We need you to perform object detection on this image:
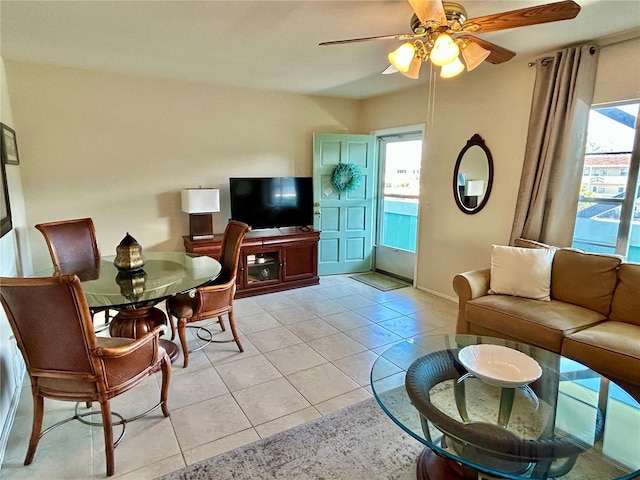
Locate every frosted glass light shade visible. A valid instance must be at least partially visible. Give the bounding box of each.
[462,41,491,71]
[401,55,422,79]
[440,56,465,78]
[466,180,485,196]
[181,188,220,213]
[430,34,460,66]
[388,43,416,73]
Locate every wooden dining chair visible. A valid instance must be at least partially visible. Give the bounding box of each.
[35,217,113,327]
[166,220,250,367]
[0,274,171,477]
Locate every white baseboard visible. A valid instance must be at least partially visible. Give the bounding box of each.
[415,284,457,303]
[0,364,25,469]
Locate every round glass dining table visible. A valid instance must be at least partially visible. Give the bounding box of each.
[32,252,222,361]
[371,334,640,480]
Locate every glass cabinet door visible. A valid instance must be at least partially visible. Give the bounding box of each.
[245,249,281,286]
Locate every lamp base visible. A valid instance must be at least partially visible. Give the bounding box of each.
[189,213,213,240]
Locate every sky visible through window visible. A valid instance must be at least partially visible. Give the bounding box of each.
[586,103,638,153]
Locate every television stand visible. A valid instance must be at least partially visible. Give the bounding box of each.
[182,227,320,298]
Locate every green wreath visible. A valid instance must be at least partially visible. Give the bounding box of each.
[331,163,362,192]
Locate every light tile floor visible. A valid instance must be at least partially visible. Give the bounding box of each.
[0,274,457,479]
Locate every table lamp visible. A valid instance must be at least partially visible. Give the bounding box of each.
[464,180,485,209]
[181,188,220,240]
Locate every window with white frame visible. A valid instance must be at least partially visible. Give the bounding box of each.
[571,101,640,261]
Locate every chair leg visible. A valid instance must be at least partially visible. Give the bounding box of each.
[160,354,171,417]
[218,315,226,332]
[227,310,243,353]
[178,318,190,368]
[166,306,177,341]
[100,400,115,477]
[24,393,44,466]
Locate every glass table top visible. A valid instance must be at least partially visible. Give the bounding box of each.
[32,252,221,309]
[371,334,640,480]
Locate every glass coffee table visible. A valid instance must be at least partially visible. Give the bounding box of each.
[371,334,640,480]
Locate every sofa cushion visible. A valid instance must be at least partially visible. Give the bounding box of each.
[466,295,606,353]
[488,245,555,301]
[610,263,640,326]
[550,248,621,315]
[512,238,553,250]
[562,321,640,398]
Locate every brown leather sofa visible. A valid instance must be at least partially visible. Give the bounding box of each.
[453,239,640,401]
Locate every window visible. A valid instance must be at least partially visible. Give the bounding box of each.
[377,135,422,253]
[572,101,640,261]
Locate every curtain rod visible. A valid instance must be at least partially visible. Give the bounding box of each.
[528,33,640,67]
[528,45,596,67]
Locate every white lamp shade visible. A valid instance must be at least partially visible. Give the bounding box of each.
[388,42,416,73]
[401,55,422,79]
[462,41,491,71]
[440,56,465,78]
[430,34,460,66]
[181,188,220,213]
[465,180,485,197]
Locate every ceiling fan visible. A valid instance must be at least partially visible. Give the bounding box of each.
[320,0,581,79]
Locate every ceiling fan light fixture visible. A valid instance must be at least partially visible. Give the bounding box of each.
[388,42,416,73]
[440,56,464,78]
[401,54,423,79]
[462,41,491,71]
[430,33,459,66]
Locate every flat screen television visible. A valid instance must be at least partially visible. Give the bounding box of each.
[229,177,314,230]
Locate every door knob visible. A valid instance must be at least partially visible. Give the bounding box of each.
[314,211,321,216]
[314,202,321,207]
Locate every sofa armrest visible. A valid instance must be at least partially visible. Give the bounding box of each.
[453,268,491,334]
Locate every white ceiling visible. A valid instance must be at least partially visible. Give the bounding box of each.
[1,0,639,100]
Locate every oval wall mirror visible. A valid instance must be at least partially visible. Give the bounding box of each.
[453,134,494,214]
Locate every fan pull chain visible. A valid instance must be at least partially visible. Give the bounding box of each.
[426,62,437,127]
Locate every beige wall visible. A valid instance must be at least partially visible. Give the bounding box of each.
[361,36,639,297]
[361,58,536,297]
[4,37,638,293]
[0,56,30,464]
[1,37,638,459]
[593,37,640,105]
[6,62,360,271]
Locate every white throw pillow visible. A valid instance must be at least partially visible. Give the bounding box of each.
[488,245,555,301]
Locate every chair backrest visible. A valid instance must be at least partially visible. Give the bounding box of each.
[0,275,98,377]
[35,218,101,269]
[218,220,251,282]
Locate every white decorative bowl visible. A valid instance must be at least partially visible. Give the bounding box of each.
[458,344,542,388]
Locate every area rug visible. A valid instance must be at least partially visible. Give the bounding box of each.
[156,397,422,480]
[350,272,410,291]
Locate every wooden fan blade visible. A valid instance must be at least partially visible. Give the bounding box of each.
[408,0,447,25]
[458,35,516,64]
[319,33,407,46]
[462,0,580,34]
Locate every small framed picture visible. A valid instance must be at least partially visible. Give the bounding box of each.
[1,123,20,165]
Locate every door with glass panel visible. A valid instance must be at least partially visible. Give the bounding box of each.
[375,133,423,281]
[572,101,640,261]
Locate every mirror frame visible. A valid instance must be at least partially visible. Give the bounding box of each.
[453,133,494,215]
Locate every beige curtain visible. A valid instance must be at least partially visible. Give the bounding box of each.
[510,44,599,246]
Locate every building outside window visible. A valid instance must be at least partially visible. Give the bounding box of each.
[572,101,640,261]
